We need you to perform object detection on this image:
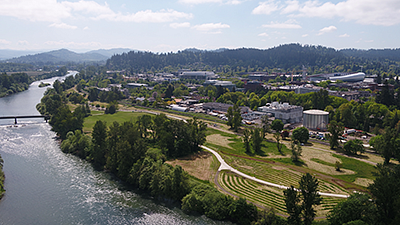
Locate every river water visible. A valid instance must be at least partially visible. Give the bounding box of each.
[0,72,228,225]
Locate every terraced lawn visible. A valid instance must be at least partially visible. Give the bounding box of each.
[222,154,348,194]
[219,171,345,217]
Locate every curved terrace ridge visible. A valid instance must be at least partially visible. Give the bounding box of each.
[201,145,350,199]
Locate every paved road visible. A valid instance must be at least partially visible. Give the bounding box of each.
[201,145,350,198]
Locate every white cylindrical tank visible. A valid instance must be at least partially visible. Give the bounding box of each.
[303,109,329,130]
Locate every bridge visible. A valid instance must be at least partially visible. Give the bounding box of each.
[0,115,50,124]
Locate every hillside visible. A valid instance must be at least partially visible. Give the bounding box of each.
[340,48,400,61]
[106,44,400,74]
[6,49,108,64]
[86,48,132,58]
[106,44,346,71]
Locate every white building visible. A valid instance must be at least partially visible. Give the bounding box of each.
[179,71,217,80]
[258,102,303,123]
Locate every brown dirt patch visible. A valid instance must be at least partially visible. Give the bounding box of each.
[206,134,234,149]
[166,151,214,181]
[302,147,355,175]
[354,178,374,187]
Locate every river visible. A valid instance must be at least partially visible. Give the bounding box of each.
[0,72,229,225]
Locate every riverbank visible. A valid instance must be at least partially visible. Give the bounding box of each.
[0,153,4,199]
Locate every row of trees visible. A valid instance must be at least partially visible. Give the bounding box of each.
[0,72,32,97]
[58,115,259,224]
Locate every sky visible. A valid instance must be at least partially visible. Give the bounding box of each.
[0,0,399,53]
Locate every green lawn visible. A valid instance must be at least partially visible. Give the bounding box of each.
[83,111,151,133]
[205,128,290,157]
[311,155,377,182]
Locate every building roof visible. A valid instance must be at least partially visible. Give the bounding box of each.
[303,109,329,115]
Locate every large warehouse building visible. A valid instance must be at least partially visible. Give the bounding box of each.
[303,109,329,130]
[258,102,303,123]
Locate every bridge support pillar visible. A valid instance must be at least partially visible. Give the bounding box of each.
[14,117,17,124]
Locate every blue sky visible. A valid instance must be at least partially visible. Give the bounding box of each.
[0,0,399,52]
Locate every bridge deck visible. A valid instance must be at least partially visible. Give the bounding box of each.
[0,115,50,124]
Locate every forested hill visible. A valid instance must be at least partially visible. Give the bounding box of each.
[340,48,400,61]
[6,49,108,65]
[106,44,347,71]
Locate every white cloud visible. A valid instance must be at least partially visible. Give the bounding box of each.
[258,32,269,37]
[170,22,191,29]
[93,9,193,23]
[281,0,300,14]
[179,0,244,4]
[83,26,89,30]
[286,0,400,26]
[49,23,78,29]
[252,0,280,15]
[339,33,350,38]
[0,0,192,23]
[302,34,308,37]
[0,39,11,45]
[179,0,222,4]
[262,20,301,29]
[318,25,337,35]
[18,40,29,45]
[192,23,230,33]
[61,0,114,15]
[0,0,70,22]
[365,40,374,43]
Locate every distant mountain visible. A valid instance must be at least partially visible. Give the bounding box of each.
[5,49,108,64]
[0,49,41,61]
[86,48,132,57]
[183,48,229,53]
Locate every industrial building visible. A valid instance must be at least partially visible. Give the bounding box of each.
[126,83,148,88]
[303,109,329,131]
[257,102,303,123]
[203,80,236,91]
[178,71,217,80]
[202,102,251,114]
[329,72,366,82]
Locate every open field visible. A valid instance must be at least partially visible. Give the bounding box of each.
[166,151,216,182]
[82,111,150,133]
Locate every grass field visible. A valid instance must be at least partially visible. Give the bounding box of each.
[205,128,291,157]
[82,111,151,133]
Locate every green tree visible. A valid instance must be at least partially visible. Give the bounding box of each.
[271,119,284,132]
[326,120,344,149]
[284,186,302,225]
[368,164,400,224]
[343,139,365,155]
[273,132,282,153]
[251,128,264,154]
[260,114,270,137]
[327,193,377,225]
[299,173,322,225]
[243,128,251,154]
[226,103,242,132]
[370,128,400,164]
[290,141,302,162]
[291,127,309,144]
[91,120,108,169]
